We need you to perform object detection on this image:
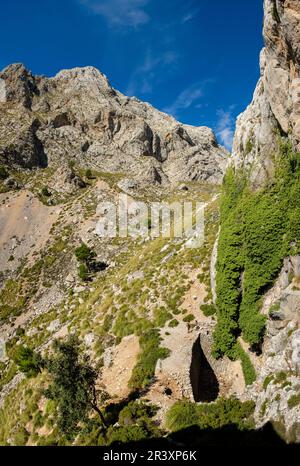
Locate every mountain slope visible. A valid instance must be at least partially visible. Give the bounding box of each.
[0,64,232,445]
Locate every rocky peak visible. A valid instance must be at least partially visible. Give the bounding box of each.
[0,63,40,109]
[232,0,300,186]
[0,63,228,184]
[53,66,117,99]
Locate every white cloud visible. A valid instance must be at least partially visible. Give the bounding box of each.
[163,82,208,117]
[215,108,235,150]
[126,49,178,96]
[79,0,150,28]
[181,9,199,24]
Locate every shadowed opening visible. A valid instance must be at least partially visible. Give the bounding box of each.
[190,335,219,402]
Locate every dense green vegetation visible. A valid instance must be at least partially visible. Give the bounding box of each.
[213,140,300,371]
[234,343,256,386]
[74,243,97,282]
[12,345,43,378]
[166,397,255,432]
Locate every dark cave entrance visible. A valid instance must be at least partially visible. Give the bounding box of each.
[190,335,219,403]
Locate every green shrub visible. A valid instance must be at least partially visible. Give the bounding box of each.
[15,327,25,337]
[75,243,96,263]
[168,319,179,328]
[33,410,44,429]
[263,375,274,390]
[78,263,90,282]
[41,186,51,197]
[106,425,149,445]
[118,401,157,427]
[245,139,253,155]
[166,401,199,431]
[0,165,8,180]
[260,400,268,417]
[13,426,30,446]
[183,314,195,323]
[79,401,160,446]
[273,371,288,385]
[85,169,93,179]
[268,302,280,316]
[200,304,217,317]
[75,243,97,281]
[288,394,300,409]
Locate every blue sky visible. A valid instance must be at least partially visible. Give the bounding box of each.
[0,0,264,149]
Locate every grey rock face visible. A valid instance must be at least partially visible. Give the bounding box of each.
[243,322,300,443]
[0,64,228,184]
[0,111,47,168]
[0,63,40,109]
[240,256,300,442]
[232,0,300,187]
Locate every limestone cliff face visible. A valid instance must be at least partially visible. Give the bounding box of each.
[230,0,300,441]
[242,256,300,443]
[232,0,300,186]
[0,64,227,185]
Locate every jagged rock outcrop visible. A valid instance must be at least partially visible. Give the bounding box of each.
[0,110,47,169]
[0,64,40,109]
[232,0,300,186]
[0,64,227,184]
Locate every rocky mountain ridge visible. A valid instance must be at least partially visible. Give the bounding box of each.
[0,64,227,185]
